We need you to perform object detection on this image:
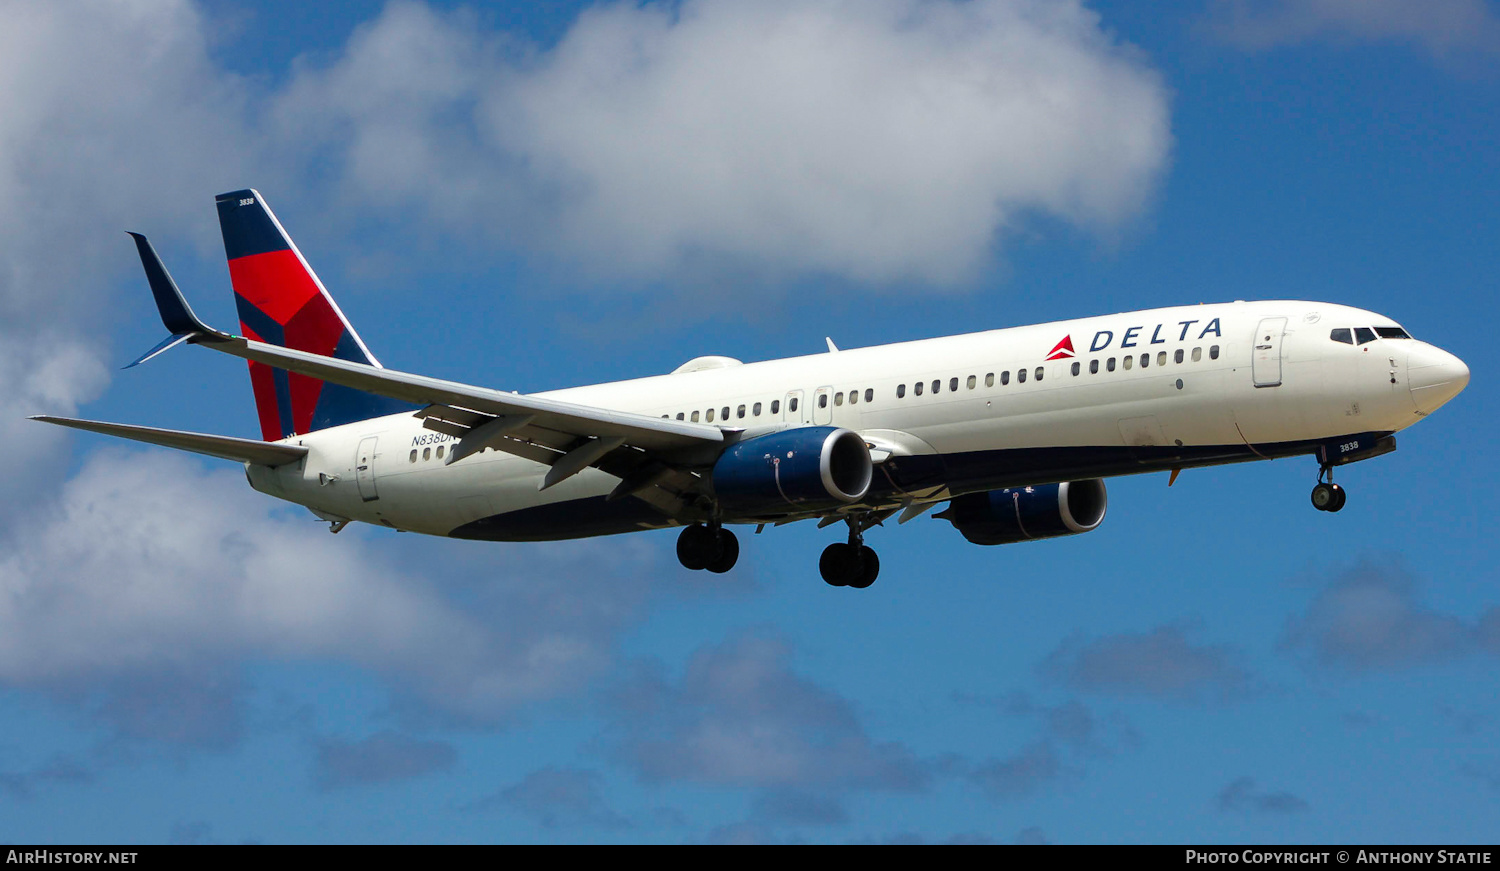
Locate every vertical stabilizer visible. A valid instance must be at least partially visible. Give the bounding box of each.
[216,189,410,440]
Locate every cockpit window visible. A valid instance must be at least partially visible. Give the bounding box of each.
[1375,327,1411,340]
[1355,327,1377,345]
[1330,328,1353,344]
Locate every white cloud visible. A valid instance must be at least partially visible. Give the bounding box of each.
[0,0,257,512]
[1040,625,1255,701]
[0,449,661,731]
[610,632,929,790]
[1282,561,1484,671]
[276,0,1172,288]
[1206,0,1500,59]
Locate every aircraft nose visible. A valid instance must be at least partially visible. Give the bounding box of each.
[1408,342,1470,415]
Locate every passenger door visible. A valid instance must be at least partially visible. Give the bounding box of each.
[1252,317,1287,388]
[355,436,380,502]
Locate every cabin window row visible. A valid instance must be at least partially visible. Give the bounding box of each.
[1070,345,1219,376]
[409,445,446,463]
[669,396,791,423]
[827,388,876,408]
[894,368,1039,399]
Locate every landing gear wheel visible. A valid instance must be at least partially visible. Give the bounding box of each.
[820,543,859,587]
[848,546,879,589]
[1311,481,1348,512]
[676,524,717,571]
[706,528,740,573]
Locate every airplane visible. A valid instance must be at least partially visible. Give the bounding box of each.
[33,190,1470,589]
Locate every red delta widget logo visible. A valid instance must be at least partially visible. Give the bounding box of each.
[1045,318,1224,361]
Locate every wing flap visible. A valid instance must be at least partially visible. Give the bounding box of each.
[32,416,308,466]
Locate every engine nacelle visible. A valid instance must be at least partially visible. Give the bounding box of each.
[712,426,873,516]
[938,480,1107,545]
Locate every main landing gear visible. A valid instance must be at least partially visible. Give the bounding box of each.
[1310,465,1347,513]
[820,516,880,589]
[676,523,740,573]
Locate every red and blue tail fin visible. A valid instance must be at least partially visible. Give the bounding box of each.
[216,189,411,441]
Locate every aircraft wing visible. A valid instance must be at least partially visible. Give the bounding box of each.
[127,232,725,509]
[197,333,723,453]
[32,416,309,467]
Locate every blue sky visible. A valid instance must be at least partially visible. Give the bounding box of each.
[0,0,1496,844]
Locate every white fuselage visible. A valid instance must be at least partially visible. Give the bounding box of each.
[243,301,1467,539]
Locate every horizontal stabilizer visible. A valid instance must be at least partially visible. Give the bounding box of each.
[30,416,308,466]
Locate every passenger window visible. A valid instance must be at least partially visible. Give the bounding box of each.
[789,397,799,412]
[771,400,781,414]
[932,380,941,394]
[833,393,843,407]
[847,390,857,405]
[436,445,444,459]
[676,412,685,420]
[949,377,958,392]
[1174,349,1184,364]
[1034,366,1044,382]
[915,382,924,396]
[691,411,700,422]
[1001,371,1010,386]
[1123,355,1133,370]
[819,394,829,409]
[967,375,976,389]
[753,402,761,416]
[1209,345,1220,360]
[1157,351,1168,367]
[423,447,431,461]
[706,408,715,422]
[1107,357,1116,372]
[409,449,417,463]
[897,384,906,398]
[737,404,746,418]
[1330,328,1353,344]
[722,406,730,420]
[864,388,873,402]
[1017,368,1027,384]
[1355,327,1377,345]
[1072,361,1081,376]
[985,373,995,387]
[1090,360,1099,374]
[1192,347,1202,362]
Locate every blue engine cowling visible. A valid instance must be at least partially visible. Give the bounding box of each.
[936,480,1107,545]
[712,426,873,516]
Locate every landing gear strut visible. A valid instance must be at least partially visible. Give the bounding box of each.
[676,523,739,573]
[820,516,880,589]
[1310,465,1347,513]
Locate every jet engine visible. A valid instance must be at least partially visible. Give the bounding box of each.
[712,426,872,516]
[936,480,1107,545]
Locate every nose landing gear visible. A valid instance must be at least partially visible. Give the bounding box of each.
[676,523,740,573]
[1311,466,1347,513]
[820,515,881,589]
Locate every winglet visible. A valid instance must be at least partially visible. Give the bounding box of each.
[124,232,228,368]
